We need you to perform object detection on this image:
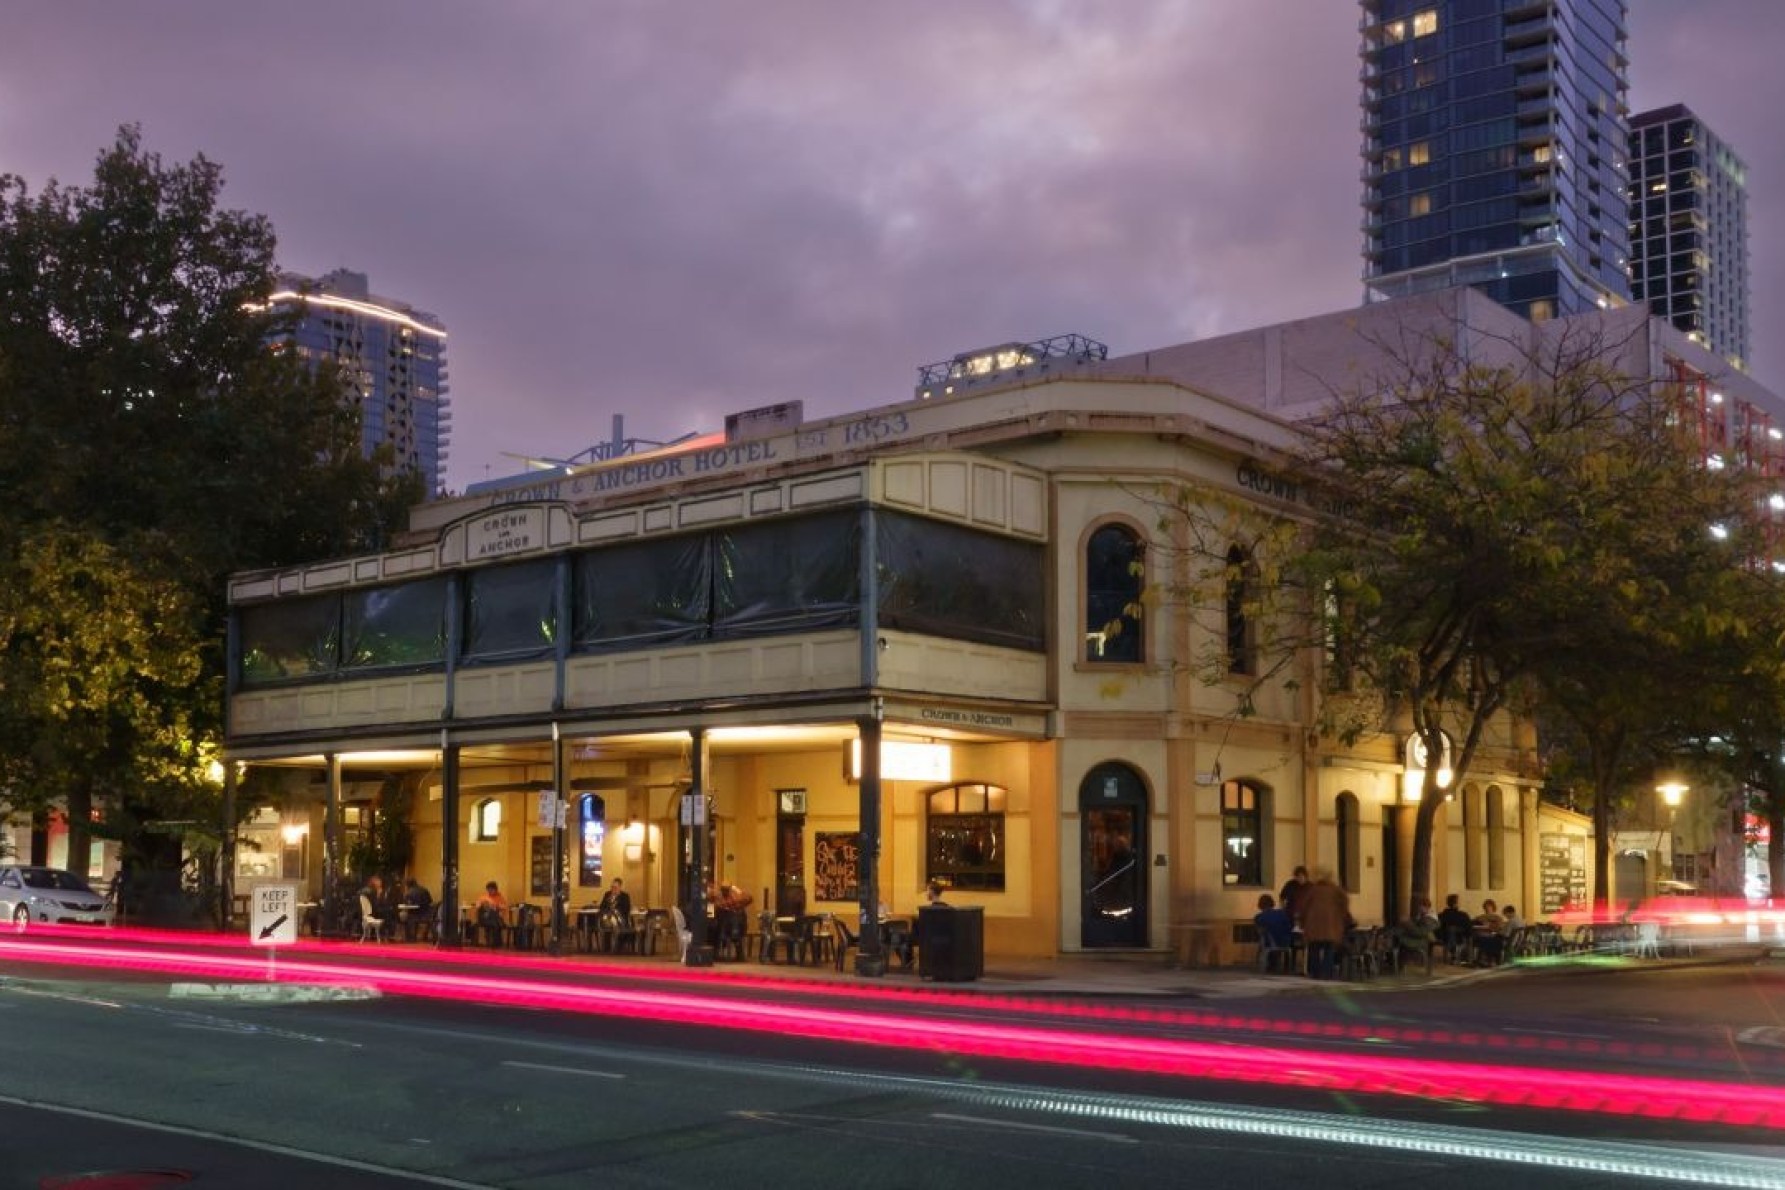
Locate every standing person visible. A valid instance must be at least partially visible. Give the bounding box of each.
[1298,868,1349,980]
[1278,866,1312,924]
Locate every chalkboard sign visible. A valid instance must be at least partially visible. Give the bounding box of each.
[1540,833,1586,915]
[530,835,555,898]
[814,832,860,902]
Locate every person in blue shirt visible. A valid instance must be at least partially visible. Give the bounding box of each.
[1254,893,1294,949]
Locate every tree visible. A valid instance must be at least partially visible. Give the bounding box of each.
[1294,317,1771,918]
[0,126,417,889]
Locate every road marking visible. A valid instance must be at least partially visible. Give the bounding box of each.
[501,1059,625,1080]
[0,1093,495,1189]
[929,1111,1137,1144]
[1738,1025,1785,1049]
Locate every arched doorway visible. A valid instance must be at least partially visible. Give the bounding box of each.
[1080,762,1148,948]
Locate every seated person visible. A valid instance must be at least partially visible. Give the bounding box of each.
[475,880,509,947]
[597,878,634,950]
[400,878,434,940]
[1253,893,1295,971]
[359,874,395,939]
[708,882,752,957]
[1437,893,1473,962]
[1393,896,1441,970]
[1471,899,1506,965]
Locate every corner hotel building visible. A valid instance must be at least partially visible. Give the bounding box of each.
[227,291,1690,964]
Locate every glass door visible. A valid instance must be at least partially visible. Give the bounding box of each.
[1080,762,1148,948]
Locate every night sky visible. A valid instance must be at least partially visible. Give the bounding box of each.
[4,2,1779,492]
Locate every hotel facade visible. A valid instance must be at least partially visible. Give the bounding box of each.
[225,291,1704,963]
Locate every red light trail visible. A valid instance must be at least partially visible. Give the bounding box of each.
[4,930,1783,1129]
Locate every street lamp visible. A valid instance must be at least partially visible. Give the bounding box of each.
[1656,781,1688,886]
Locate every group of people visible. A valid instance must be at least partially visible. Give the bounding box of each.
[357,873,436,941]
[1253,865,1353,979]
[1432,894,1524,966]
[1253,868,1533,979]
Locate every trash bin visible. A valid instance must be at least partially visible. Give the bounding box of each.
[918,905,984,982]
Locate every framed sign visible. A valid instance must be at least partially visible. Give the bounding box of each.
[778,789,807,816]
[814,832,860,902]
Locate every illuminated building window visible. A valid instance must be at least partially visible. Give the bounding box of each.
[1221,780,1266,886]
[1410,141,1431,167]
[1412,9,1438,37]
[926,784,1007,892]
[1463,786,1483,889]
[1085,522,1145,664]
[473,796,502,843]
[1410,192,1432,217]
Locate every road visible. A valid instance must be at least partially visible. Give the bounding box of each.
[5,933,1785,1188]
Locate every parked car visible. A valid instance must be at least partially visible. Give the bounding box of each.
[0,865,114,931]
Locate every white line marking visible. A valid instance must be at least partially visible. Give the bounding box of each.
[501,1059,625,1080]
[0,1093,495,1188]
[930,1111,1137,1144]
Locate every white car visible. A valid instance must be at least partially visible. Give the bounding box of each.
[0,865,114,930]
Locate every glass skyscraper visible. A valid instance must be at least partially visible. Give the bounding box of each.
[1360,0,1631,321]
[1628,104,1750,372]
[271,269,451,497]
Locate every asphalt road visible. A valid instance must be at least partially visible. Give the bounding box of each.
[6,938,1785,1188]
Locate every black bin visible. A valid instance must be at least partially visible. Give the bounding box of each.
[918,905,984,982]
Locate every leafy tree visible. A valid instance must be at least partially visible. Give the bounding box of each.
[1295,318,1772,917]
[0,126,417,889]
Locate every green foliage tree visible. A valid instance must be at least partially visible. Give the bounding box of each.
[1295,318,1776,917]
[0,126,418,888]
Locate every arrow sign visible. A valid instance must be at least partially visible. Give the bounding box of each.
[250,883,300,948]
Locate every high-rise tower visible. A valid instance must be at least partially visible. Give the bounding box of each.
[1360,0,1631,321]
[272,269,451,496]
[1628,104,1750,372]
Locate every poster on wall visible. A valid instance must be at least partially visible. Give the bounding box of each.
[813,832,860,902]
[530,835,555,898]
[579,794,605,888]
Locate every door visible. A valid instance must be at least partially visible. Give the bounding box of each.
[775,815,806,918]
[1080,762,1148,948]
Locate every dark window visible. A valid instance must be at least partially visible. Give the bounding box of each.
[1085,523,1145,663]
[573,533,711,651]
[877,512,1045,651]
[238,594,341,685]
[464,558,558,661]
[713,511,860,637]
[1336,792,1361,893]
[1221,780,1266,887]
[926,784,1007,891]
[343,578,447,670]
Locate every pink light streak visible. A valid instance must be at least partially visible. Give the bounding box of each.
[4,933,1782,1129]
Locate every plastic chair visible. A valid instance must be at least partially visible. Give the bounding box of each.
[357,894,386,943]
[758,912,799,964]
[670,906,692,961]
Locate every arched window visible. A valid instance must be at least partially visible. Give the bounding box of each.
[926,783,1007,891]
[473,796,502,843]
[1226,546,1255,676]
[1336,792,1361,893]
[1486,786,1506,888]
[1085,523,1144,663]
[1220,779,1269,886]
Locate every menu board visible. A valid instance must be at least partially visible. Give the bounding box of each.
[1540,832,1587,914]
[814,832,861,902]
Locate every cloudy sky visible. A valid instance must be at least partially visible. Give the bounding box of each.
[3,2,1780,492]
